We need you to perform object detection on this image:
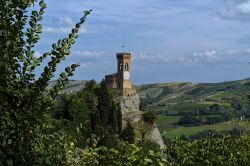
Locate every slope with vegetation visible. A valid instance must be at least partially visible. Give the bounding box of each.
[137,79,250,141]
[137,79,250,114]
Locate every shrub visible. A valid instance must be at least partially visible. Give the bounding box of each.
[165,135,250,165]
[142,111,156,124]
[177,116,203,126]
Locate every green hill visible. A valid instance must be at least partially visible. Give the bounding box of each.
[136,78,250,115]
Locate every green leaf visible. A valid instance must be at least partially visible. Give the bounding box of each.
[65,67,71,73]
[32,11,38,17]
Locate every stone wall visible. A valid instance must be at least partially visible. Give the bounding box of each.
[119,94,140,113]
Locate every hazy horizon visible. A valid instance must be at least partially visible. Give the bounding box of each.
[36,0,250,84]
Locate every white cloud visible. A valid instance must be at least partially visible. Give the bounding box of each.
[134,52,174,63]
[219,0,250,20]
[43,26,87,34]
[59,17,74,26]
[244,48,250,53]
[237,1,250,14]
[133,48,250,68]
[78,60,110,69]
[72,50,104,58]
[43,16,88,34]
[193,50,217,59]
[79,62,92,68]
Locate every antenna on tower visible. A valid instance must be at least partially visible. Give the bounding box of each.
[122,45,125,53]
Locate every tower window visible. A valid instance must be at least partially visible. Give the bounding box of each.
[125,63,129,71]
[119,63,122,71]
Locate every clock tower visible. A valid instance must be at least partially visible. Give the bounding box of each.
[116,52,132,89]
[105,52,139,113]
[105,52,136,97]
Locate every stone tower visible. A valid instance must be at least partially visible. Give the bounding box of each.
[105,52,139,113]
[105,52,136,97]
[116,53,136,96]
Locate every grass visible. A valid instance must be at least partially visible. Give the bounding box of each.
[160,121,250,139]
[145,88,163,98]
[156,115,182,125]
[156,115,222,125]
[167,102,210,113]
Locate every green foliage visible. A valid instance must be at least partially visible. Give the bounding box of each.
[94,80,121,136]
[137,139,161,153]
[0,0,91,164]
[51,92,91,148]
[59,80,122,148]
[121,121,135,143]
[78,141,167,166]
[142,111,156,124]
[177,116,203,126]
[97,80,114,126]
[165,135,250,165]
[31,130,76,165]
[59,94,74,120]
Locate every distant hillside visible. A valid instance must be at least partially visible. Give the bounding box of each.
[48,80,88,94]
[50,78,250,114]
[136,78,250,114]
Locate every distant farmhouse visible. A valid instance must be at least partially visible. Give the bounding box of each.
[105,53,140,113]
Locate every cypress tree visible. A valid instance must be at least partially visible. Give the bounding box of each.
[111,101,118,132]
[117,103,122,133]
[97,80,113,126]
[121,121,135,144]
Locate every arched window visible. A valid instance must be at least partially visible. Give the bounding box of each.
[125,63,129,71]
[119,63,122,71]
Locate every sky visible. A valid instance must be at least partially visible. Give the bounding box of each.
[35,0,250,84]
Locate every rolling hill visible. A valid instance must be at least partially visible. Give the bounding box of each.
[136,78,250,115]
[50,78,250,115]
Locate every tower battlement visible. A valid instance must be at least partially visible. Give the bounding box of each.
[116,52,131,59]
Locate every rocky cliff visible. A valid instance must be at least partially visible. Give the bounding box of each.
[119,94,140,113]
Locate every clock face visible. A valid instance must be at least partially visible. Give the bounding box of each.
[124,71,130,80]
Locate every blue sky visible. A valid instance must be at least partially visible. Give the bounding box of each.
[35,0,250,84]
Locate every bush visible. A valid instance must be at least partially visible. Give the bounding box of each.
[137,140,161,153]
[177,116,203,126]
[142,111,156,124]
[78,141,167,166]
[205,116,225,124]
[165,135,250,165]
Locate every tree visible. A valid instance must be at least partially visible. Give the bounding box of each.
[142,111,156,124]
[121,121,135,143]
[110,101,118,132]
[117,104,123,133]
[82,80,98,133]
[0,0,91,164]
[60,94,73,120]
[138,120,154,142]
[177,116,203,126]
[97,80,113,127]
